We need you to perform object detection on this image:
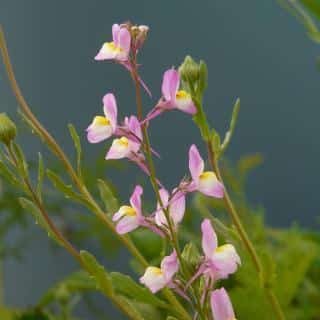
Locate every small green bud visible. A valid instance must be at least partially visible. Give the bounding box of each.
[179,55,200,83]
[0,113,17,145]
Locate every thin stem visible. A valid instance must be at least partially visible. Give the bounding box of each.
[0,27,190,320]
[6,144,82,265]
[206,135,286,320]
[0,25,146,268]
[130,60,197,320]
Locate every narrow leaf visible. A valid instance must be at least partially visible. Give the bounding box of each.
[80,250,114,297]
[68,123,82,178]
[220,98,240,155]
[19,197,63,246]
[97,179,119,214]
[36,152,45,201]
[110,272,168,309]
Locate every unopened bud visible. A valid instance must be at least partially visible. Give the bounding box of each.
[131,24,149,50]
[179,55,200,83]
[0,113,17,145]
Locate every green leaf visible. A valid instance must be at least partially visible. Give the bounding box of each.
[36,153,44,201]
[0,157,20,188]
[38,271,96,307]
[19,197,63,246]
[97,179,119,214]
[68,124,82,178]
[46,169,90,208]
[114,296,146,320]
[300,0,320,19]
[181,242,201,270]
[110,272,168,309]
[198,60,208,95]
[80,250,114,297]
[211,129,221,154]
[166,317,179,320]
[220,98,240,155]
[12,142,29,178]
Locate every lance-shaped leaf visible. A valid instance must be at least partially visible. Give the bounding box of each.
[220,98,240,155]
[36,152,45,201]
[19,197,63,246]
[47,170,93,210]
[198,60,208,96]
[12,142,29,178]
[182,242,201,270]
[68,123,82,178]
[0,157,20,188]
[97,179,119,214]
[80,250,114,297]
[110,272,169,309]
[38,270,96,307]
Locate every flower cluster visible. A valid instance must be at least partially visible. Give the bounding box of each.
[88,22,240,320]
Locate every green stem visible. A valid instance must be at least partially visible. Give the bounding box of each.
[130,60,201,320]
[0,26,190,320]
[201,113,286,320]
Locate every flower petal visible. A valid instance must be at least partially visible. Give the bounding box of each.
[105,137,132,159]
[211,244,241,279]
[140,267,167,293]
[155,188,169,227]
[130,185,143,215]
[161,250,179,281]
[189,144,204,182]
[210,288,236,320]
[118,27,131,55]
[201,219,218,259]
[198,171,224,198]
[115,215,139,234]
[86,116,113,143]
[103,93,118,130]
[169,189,185,226]
[175,90,197,114]
[112,24,120,46]
[161,69,180,102]
[94,42,118,61]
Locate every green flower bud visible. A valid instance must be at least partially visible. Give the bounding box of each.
[179,55,200,83]
[0,113,17,146]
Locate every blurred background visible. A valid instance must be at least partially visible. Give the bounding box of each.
[0,0,319,317]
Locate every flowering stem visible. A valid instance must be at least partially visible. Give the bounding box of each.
[6,143,82,265]
[130,59,207,320]
[194,98,286,320]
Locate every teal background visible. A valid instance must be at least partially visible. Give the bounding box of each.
[0,0,319,316]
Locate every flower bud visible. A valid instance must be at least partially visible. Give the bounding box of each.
[179,55,200,83]
[130,24,149,51]
[0,113,17,145]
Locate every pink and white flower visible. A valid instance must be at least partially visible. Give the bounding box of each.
[154,188,185,229]
[95,24,131,62]
[145,68,197,122]
[112,185,144,234]
[86,93,118,143]
[211,288,237,320]
[105,116,143,160]
[140,250,179,293]
[201,219,240,280]
[187,144,224,198]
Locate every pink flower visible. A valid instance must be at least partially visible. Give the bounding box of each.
[112,185,144,234]
[95,24,131,62]
[140,250,179,293]
[201,219,240,280]
[187,144,224,198]
[105,116,143,160]
[154,188,185,228]
[145,68,197,122]
[86,93,118,143]
[211,288,236,320]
